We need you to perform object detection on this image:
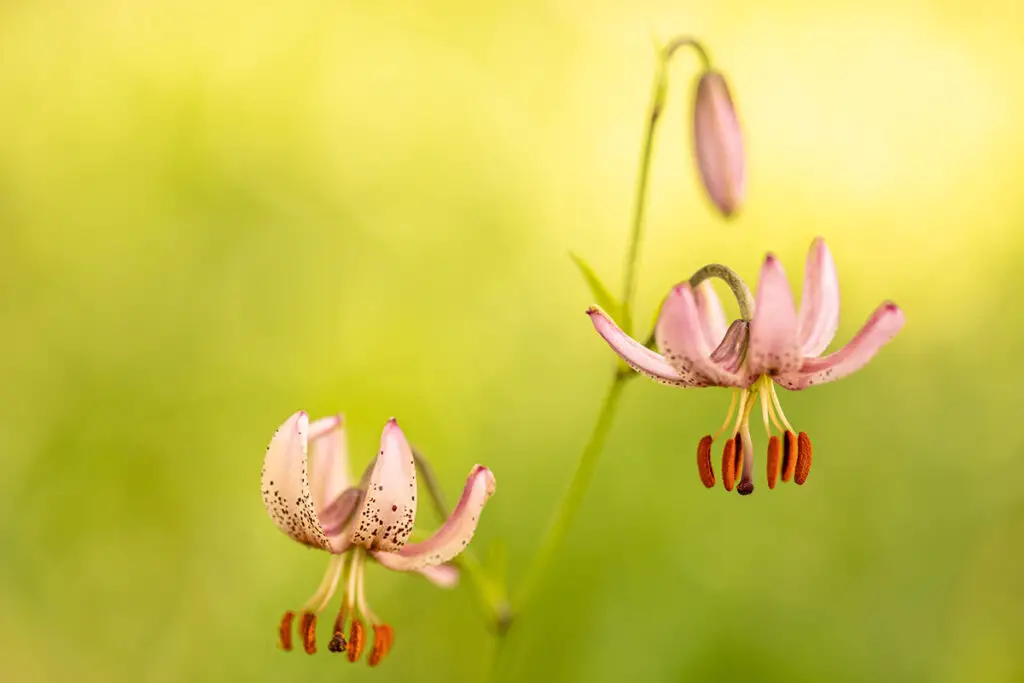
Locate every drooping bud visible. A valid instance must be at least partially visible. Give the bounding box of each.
[692,70,745,218]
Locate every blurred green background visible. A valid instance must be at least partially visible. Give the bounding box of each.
[2,1,1023,681]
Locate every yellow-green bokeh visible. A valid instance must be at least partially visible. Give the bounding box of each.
[1,1,1022,682]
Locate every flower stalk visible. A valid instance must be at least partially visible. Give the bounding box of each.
[484,34,726,683]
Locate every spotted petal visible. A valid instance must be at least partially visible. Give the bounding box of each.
[374,465,495,572]
[797,238,840,358]
[775,302,905,390]
[748,254,801,376]
[586,307,694,387]
[350,419,417,553]
[261,411,331,551]
[656,284,746,387]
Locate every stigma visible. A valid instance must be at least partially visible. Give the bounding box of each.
[694,377,813,494]
[276,550,396,666]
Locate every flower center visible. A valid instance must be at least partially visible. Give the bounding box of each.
[695,376,813,494]
[276,549,395,666]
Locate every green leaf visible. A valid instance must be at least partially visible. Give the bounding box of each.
[569,252,620,318]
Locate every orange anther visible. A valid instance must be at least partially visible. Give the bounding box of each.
[795,432,812,485]
[278,611,295,652]
[766,436,781,489]
[781,431,798,482]
[368,624,395,667]
[697,436,715,488]
[721,438,737,491]
[299,611,317,655]
[347,619,366,663]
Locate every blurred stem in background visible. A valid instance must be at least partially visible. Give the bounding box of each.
[414,452,513,630]
[481,36,718,683]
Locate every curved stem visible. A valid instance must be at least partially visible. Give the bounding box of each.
[620,35,714,334]
[688,263,755,320]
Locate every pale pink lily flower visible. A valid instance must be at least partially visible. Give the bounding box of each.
[587,237,904,495]
[261,412,496,664]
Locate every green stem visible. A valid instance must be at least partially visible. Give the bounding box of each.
[514,377,627,609]
[481,33,717,683]
[620,36,713,334]
[688,263,755,320]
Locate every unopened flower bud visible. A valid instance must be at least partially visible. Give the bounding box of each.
[692,70,745,218]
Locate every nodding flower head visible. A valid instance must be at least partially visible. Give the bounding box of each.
[262,413,496,664]
[587,237,904,494]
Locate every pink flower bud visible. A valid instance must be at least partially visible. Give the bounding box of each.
[692,70,745,218]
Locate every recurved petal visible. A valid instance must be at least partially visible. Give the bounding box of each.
[350,419,417,553]
[308,415,352,518]
[415,564,460,588]
[261,411,331,550]
[748,254,801,376]
[586,307,694,387]
[373,465,495,572]
[775,302,905,390]
[694,280,729,351]
[656,284,746,387]
[797,238,840,358]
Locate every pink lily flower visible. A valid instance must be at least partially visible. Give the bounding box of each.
[261,412,496,664]
[587,237,904,495]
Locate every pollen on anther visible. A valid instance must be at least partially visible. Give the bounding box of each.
[347,619,366,663]
[767,436,781,490]
[299,611,317,655]
[368,623,395,667]
[278,611,295,651]
[795,432,812,485]
[697,436,715,488]
[721,438,737,492]
[781,431,798,483]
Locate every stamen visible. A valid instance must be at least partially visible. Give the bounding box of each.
[766,436,781,489]
[768,382,795,434]
[329,627,347,652]
[299,611,317,655]
[721,437,737,492]
[781,431,798,482]
[696,435,715,488]
[368,624,395,667]
[759,384,773,437]
[712,390,740,440]
[329,605,348,653]
[355,549,381,626]
[737,424,754,496]
[299,554,345,614]
[332,548,362,654]
[278,611,295,651]
[347,619,366,662]
[730,389,752,438]
[795,432,812,485]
